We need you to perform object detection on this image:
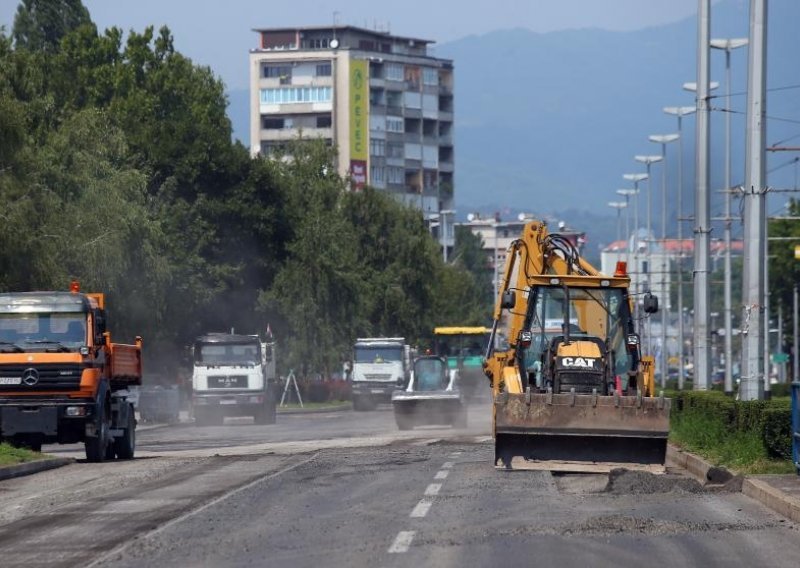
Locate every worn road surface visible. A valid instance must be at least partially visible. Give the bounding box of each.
[0,403,798,567]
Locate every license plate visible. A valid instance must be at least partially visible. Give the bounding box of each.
[220,399,237,405]
[371,389,385,394]
[0,377,21,385]
[209,376,247,388]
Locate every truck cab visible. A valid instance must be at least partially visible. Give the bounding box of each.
[0,287,141,461]
[192,333,277,425]
[350,338,409,411]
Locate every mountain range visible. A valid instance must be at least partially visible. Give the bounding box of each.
[226,0,800,252]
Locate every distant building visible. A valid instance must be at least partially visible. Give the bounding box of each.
[249,25,455,246]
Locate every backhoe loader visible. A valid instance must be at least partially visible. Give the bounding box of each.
[484,220,670,472]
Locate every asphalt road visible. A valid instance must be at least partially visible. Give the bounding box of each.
[0,404,799,567]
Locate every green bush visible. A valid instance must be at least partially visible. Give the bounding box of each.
[668,390,793,469]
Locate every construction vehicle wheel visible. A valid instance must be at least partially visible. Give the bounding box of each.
[114,408,136,459]
[85,406,110,463]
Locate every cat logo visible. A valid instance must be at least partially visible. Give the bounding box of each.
[560,357,596,369]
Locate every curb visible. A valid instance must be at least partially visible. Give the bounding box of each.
[668,444,800,522]
[0,457,74,482]
[278,403,353,415]
[742,478,800,523]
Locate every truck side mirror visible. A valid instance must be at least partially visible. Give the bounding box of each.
[643,293,659,314]
[501,290,516,309]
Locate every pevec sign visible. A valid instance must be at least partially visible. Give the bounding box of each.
[795,244,800,260]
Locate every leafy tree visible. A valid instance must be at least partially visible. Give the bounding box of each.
[12,0,90,52]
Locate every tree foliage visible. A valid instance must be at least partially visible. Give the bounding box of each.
[1,0,490,375]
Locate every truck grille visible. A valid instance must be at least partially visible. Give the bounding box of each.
[207,375,249,389]
[0,364,83,391]
[363,374,392,381]
[555,372,603,394]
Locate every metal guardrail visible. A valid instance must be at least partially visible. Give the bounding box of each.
[792,381,799,476]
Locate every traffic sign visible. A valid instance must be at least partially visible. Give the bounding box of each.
[772,352,790,364]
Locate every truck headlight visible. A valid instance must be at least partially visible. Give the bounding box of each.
[65,406,87,417]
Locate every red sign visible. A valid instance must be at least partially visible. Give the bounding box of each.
[350,160,367,190]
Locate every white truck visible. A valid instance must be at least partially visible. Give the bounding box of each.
[192,333,277,425]
[350,338,411,411]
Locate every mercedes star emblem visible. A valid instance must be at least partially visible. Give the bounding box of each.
[22,368,39,386]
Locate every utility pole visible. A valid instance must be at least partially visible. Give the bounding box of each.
[693,0,712,391]
[710,37,748,395]
[740,0,768,401]
[778,303,785,383]
[794,284,799,382]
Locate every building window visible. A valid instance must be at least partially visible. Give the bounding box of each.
[370,165,385,183]
[263,65,292,80]
[315,63,332,76]
[316,114,332,128]
[386,116,404,133]
[387,167,404,184]
[306,38,331,49]
[262,117,285,129]
[385,63,404,81]
[260,87,333,105]
[423,67,438,86]
[370,139,385,157]
[387,142,404,158]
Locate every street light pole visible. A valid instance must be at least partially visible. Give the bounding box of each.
[711,37,749,396]
[649,134,680,387]
[634,157,662,356]
[692,0,713,392]
[623,174,648,341]
[608,201,627,243]
[663,106,696,389]
[740,0,768,401]
[616,189,637,266]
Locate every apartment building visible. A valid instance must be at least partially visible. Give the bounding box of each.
[249,25,455,225]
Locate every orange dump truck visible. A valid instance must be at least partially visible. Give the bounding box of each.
[0,283,142,461]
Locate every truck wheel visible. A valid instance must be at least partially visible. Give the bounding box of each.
[85,406,110,463]
[114,408,136,459]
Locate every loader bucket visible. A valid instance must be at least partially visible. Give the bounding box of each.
[494,391,670,472]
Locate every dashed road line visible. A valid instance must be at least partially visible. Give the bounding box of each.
[410,498,433,518]
[388,531,416,553]
[442,461,454,469]
[434,470,449,480]
[424,483,442,496]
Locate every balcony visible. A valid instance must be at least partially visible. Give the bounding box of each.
[259,127,333,141]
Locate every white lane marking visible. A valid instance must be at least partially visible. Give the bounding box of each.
[424,483,442,496]
[388,531,415,553]
[410,498,433,518]
[449,451,462,457]
[434,470,449,480]
[442,461,454,469]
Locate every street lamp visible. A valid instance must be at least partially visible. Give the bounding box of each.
[607,201,627,243]
[616,189,637,266]
[711,37,748,396]
[663,106,696,390]
[682,81,720,92]
[623,173,648,348]
[649,133,680,387]
[633,157,662,356]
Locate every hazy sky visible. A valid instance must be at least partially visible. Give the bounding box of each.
[1,0,710,90]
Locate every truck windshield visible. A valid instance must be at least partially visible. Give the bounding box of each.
[434,334,489,360]
[524,286,630,375]
[0,312,87,350]
[196,343,260,365]
[354,347,403,364]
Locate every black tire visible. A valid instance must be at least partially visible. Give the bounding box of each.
[114,407,136,460]
[85,405,110,463]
